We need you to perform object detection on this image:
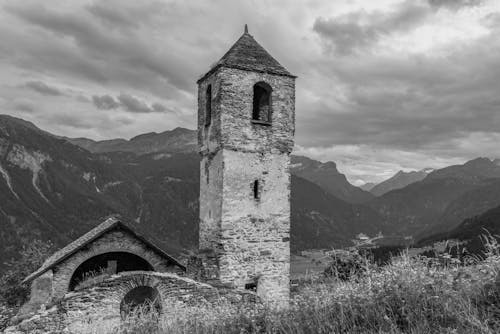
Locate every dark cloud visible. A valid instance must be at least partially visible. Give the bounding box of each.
[91,93,169,113]
[482,13,500,30]
[117,93,157,113]
[25,81,63,96]
[298,32,500,155]
[428,0,482,10]
[313,2,430,54]
[5,2,195,100]
[92,95,120,110]
[151,103,168,113]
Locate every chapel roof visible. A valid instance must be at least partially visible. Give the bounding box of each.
[23,216,185,284]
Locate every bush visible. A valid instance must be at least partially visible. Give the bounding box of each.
[323,249,368,280]
[0,239,53,307]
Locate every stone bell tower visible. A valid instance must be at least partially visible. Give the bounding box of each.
[197,25,296,307]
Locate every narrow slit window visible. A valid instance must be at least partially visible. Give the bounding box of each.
[253,180,260,200]
[205,85,212,127]
[245,282,257,291]
[252,82,272,123]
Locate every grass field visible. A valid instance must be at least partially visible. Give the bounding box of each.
[78,239,500,334]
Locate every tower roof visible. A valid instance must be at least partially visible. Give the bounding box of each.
[198,27,296,83]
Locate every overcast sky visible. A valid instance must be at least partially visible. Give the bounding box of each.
[1,0,500,185]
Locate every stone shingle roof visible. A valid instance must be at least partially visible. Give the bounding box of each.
[198,29,296,83]
[23,216,185,284]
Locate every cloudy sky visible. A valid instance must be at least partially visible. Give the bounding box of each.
[1,0,500,185]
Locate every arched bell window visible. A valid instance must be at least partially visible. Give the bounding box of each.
[252,82,272,124]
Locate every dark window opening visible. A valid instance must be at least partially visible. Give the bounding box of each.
[252,82,272,123]
[69,252,154,291]
[253,180,260,200]
[245,282,257,292]
[205,85,212,127]
[120,286,161,319]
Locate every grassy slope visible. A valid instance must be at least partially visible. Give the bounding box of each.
[82,243,500,334]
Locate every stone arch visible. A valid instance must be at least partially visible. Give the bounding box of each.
[113,273,167,318]
[68,252,155,291]
[51,229,172,299]
[120,285,162,319]
[252,81,272,123]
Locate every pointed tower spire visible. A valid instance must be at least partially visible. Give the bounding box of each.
[197,26,296,83]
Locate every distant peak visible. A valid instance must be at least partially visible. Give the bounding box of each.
[323,161,337,169]
[421,168,434,174]
[465,157,494,166]
[170,127,194,134]
[0,114,47,135]
[130,132,158,141]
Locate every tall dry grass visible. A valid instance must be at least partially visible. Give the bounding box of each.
[82,238,500,334]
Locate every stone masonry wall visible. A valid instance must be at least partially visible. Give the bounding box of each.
[198,66,295,308]
[199,150,223,254]
[5,272,258,334]
[198,67,295,155]
[218,67,295,154]
[19,271,54,315]
[220,150,291,306]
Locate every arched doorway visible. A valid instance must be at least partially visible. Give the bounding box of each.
[69,252,154,291]
[120,286,161,319]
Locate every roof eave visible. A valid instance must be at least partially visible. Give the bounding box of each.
[196,64,297,84]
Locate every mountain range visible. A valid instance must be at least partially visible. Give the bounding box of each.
[370,168,433,196]
[66,127,197,155]
[0,115,385,269]
[1,114,499,268]
[290,156,374,203]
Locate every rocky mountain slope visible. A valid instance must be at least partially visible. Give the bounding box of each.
[417,178,500,240]
[69,128,373,205]
[419,202,500,255]
[0,115,386,270]
[291,175,384,250]
[360,182,377,191]
[66,127,197,155]
[368,158,500,237]
[370,168,433,196]
[4,113,498,266]
[290,156,374,203]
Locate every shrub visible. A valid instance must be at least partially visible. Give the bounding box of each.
[0,239,53,307]
[323,249,368,280]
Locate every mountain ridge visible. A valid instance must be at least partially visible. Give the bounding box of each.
[368,158,500,237]
[0,114,386,271]
[370,168,433,196]
[65,127,373,204]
